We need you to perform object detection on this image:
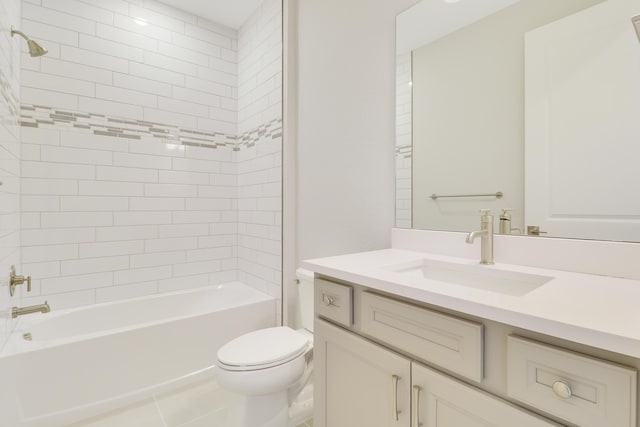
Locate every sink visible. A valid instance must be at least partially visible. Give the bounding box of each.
[382,259,553,296]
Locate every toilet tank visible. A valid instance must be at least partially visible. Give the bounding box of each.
[296,268,314,332]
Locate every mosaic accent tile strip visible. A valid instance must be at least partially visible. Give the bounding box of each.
[20,104,282,151]
[0,68,19,128]
[396,144,412,159]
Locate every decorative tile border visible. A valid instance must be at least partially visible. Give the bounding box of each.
[395,144,412,159]
[20,104,282,151]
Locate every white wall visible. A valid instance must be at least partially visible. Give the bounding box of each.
[0,0,21,351]
[296,0,419,263]
[18,0,282,313]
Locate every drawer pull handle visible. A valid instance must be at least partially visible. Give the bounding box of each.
[552,381,572,399]
[412,385,422,426]
[321,293,335,306]
[391,374,401,421]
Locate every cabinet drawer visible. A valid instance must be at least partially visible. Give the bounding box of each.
[360,292,483,382]
[314,278,353,327]
[507,336,637,427]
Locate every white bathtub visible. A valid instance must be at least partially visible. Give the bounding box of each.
[0,282,276,427]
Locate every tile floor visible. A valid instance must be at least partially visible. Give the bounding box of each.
[65,378,312,427]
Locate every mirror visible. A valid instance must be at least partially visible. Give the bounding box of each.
[396,0,640,242]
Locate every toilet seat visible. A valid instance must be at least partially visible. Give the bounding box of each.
[217,326,311,371]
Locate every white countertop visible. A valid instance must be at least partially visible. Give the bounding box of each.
[302,248,640,359]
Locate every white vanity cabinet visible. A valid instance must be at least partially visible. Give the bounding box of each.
[313,276,638,427]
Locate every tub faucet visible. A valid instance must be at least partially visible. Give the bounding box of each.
[12,301,50,318]
[466,209,494,265]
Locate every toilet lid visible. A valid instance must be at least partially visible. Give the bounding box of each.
[217,326,310,369]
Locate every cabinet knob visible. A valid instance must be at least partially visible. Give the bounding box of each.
[321,293,335,306]
[552,380,572,399]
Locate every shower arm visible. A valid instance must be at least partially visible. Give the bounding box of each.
[10,27,29,42]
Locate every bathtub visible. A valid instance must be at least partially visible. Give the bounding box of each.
[0,282,276,427]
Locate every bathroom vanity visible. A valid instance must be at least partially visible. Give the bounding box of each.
[303,230,640,427]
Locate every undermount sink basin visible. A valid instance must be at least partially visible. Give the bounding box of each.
[383,259,553,296]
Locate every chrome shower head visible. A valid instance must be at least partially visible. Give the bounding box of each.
[10,27,48,57]
[633,15,640,43]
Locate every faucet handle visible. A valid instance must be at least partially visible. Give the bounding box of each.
[479,209,492,217]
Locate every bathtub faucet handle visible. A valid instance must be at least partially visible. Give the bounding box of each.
[9,265,32,296]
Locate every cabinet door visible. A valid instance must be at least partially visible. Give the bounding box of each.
[412,362,560,427]
[314,319,411,427]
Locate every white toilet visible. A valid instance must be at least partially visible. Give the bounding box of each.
[215,269,314,427]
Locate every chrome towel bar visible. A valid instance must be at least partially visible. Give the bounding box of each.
[430,192,503,200]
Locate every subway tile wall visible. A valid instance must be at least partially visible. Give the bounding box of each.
[19,0,282,316]
[0,0,21,352]
[396,52,411,229]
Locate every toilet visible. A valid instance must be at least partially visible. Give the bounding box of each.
[215,269,314,427]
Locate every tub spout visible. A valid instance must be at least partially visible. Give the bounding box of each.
[465,229,487,244]
[12,301,50,318]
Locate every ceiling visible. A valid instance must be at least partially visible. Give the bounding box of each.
[160,0,263,29]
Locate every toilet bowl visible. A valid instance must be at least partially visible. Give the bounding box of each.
[215,269,314,427]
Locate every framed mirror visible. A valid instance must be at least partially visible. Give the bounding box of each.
[396,0,640,242]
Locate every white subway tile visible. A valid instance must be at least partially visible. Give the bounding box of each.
[21,213,41,229]
[60,131,129,152]
[173,260,221,277]
[22,261,61,279]
[210,222,238,234]
[21,19,80,46]
[185,146,232,162]
[22,244,78,263]
[21,127,61,145]
[209,270,238,286]
[61,46,129,73]
[171,86,220,108]
[128,139,185,157]
[197,66,236,87]
[114,152,172,170]
[171,33,222,57]
[186,198,232,211]
[95,225,158,241]
[114,265,172,285]
[209,173,235,186]
[158,170,208,185]
[61,256,129,275]
[129,197,184,211]
[158,273,209,293]
[209,106,236,123]
[172,157,221,174]
[114,211,172,225]
[128,4,184,32]
[22,161,95,179]
[79,97,144,121]
[208,56,237,75]
[23,2,96,35]
[172,211,221,224]
[143,0,197,24]
[79,180,144,196]
[196,117,236,135]
[80,34,143,61]
[144,236,198,253]
[79,240,144,258]
[142,108,197,129]
[78,0,129,15]
[41,145,113,165]
[22,228,95,245]
[42,0,114,24]
[41,271,112,294]
[61,196,128,211]
[186,247,233,263]
[96,23,157,51]
[21,195,60,212]
[21,87,79,111]
[196,17,236,39]
[41,212,112,228]
[41,57,112,84]
[185,76,232,97]
[95,281,158,303]
[130,250,185,268]
[157,97,208,118]
[94,84,158,109]
[113,14,171,42]
[198,185,235,198]
[113,73,171,97]
[144,51,196,76]
[23,289,96,310]
[23,69,95,96]
[157,41,208,66]
[96,165,158,183]
[21,178,78,195]
[158,223,208,238]
[185,24,232,49]
[130,62,185,86]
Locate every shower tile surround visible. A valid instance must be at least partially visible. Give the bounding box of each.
[16,0,283,316]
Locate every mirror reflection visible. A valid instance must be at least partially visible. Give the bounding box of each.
[396,0,640,242]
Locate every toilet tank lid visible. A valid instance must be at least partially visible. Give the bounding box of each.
[217,326,310,368]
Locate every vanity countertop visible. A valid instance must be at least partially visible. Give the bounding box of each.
[302,248,640,358]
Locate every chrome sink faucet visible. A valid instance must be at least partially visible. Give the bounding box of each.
[466,209,494,265]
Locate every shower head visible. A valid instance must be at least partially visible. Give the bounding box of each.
[10,27,48,57]
[633,15,640,43]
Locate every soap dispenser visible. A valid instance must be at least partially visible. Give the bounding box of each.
[499,208,513,234]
